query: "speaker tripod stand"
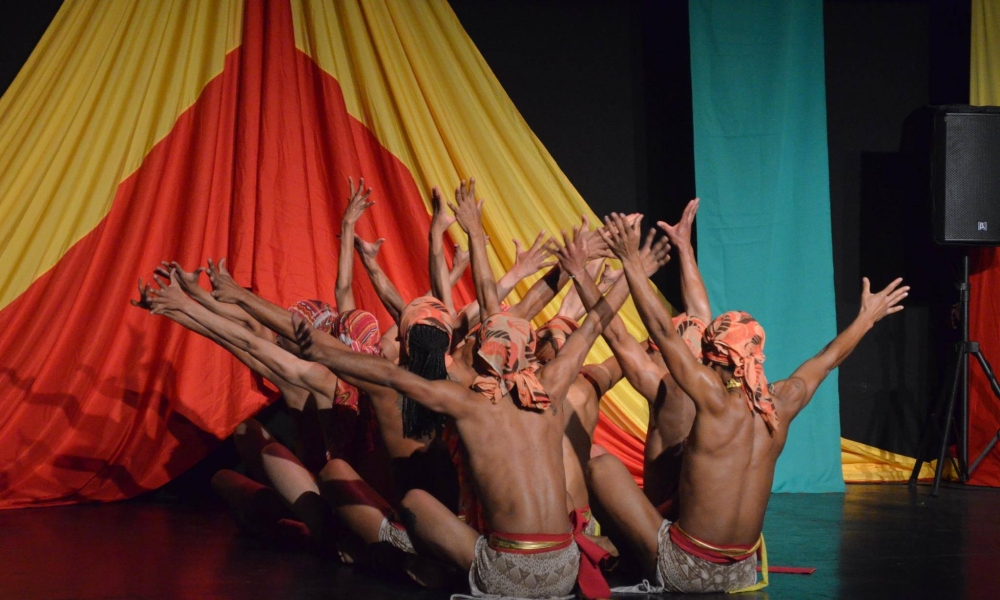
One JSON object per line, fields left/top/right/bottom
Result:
{"left": 909, "top": 253, "right": 1000, "bottom": 495}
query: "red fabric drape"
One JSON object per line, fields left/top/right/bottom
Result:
{"left": 968, "top": 247, "right": 1000, "bottom": 487}
{"left": 0, "top": 0, "right": 473, "bottom": 508}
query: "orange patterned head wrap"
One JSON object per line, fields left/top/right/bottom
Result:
{"left": 330, "top": 310, "right": 382, "bottom": 411}
{"left": 333, "top": 310, "right": 382, "bottom": 356}
{"left": 472, "top": 314, "right": 552, "bottom": 411}
{"left": 646, "top": 313, "right": 707, "bottom": 361}
{"left": 536, "top": 315, "right": 579, "bottom": 362}
{"left": 398, "top": 296, "right": 453, "bottom": 363}
{"left": 288, "top": 299, "right": 338, "bottom": 334}
{"left": 702, "top": 311, "right": 778, "bottom": 431}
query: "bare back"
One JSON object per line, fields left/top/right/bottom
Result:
{"left": 677, "top": 387, "right": 790, "bottom": 546}
{"left": 453, "top": 388, "right": 571, "bottom": 535}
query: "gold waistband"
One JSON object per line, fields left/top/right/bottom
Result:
{"left": 487, "top": 533, "right": 571, "bottom": 552}
{"left": 672, "top": 523, "right": 761, "bottom": 557}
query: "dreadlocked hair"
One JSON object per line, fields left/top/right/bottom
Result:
{"left": 401, "top": 324, "right": 451, "bottom": 439}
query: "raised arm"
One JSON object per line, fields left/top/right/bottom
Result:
{"left": 204, "top": 257, "right": 304, "bottom": 341}
{"left": 354, "top": 235, "right": 407, "bottom": 324}
{"left": 570, "top": 230, "right": 672, "bottom": 400}
{"left": 508, "top": 218, "right": 605, "bottom": 322}
{"left": 293, "top": 313, "right": 472, "bottom": 418}
{"left": 134, "top": 276, "right": 292, "bottom": 390}
{"left": 428, "top": 187, "right": 459, "bottom": 314}
{"left": 657, "top": 198, "right": 710, "bottom": 321}
{"left": 153, "top": 271, "right": 339, "bottom": 402}
{"left": 555, "top": 259, "right": 604, "bottom": 322}
{"left": 336, "top": 177, "right": 374, "bottom": 312}
{"left": 449, "top": 178, "right": 499, "bottom": 317}
{"left": 454, "top": 232, "right": 555, "bottom": 331}
{"left": 538, "top": 226, "right": 631, "bottom": 403}
{"left": 156, "top": 261, "right": 274, "bottom": 341}
{"left": 779, "top": 277, "right": 908, "bottom": 422}
{"left": 602, "top": 213, "right": 725, "bottom": 413}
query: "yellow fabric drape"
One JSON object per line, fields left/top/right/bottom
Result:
{"left": 840, "top": 438, "right": 959, "bottom": 483}
{"left": 0, "top": 0, "right": 242, "bottom": 310}
{"left": 290, "top": 0, "right": 658, "bottom": 437}
{"left": 971, "top": 0, "right": 1000, "bottom": 106}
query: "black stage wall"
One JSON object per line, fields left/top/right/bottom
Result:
{"left": 1, "top": 1, "right": 972, "bottom": 477}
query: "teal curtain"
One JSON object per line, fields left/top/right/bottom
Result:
{"left": 689, "top": 0, "right": 844, "bottom": 492}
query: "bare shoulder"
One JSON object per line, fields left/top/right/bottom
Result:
{"left": 770, "top": 378, "right": 808, "bottom": 421}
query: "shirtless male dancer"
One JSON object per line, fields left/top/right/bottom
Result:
{"left": 590, "top": 212, "right": 909, "bottom": 593}
{"left": 572, "top": 199, "right": 710, "bottom": 517}
{"left": 293, "top": 184, "right": 636, "bottom": 599}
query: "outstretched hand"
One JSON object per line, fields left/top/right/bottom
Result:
{"left": 859, "top": 277, "right": 909, "bottom": 324}
{"left": 343, "top": 177, "right": 374, "bottom": 226}
{"left": 130, "top": 277, "right": 155, "bottom": 310}
{"left": 156, "top": 261, "right": 205, "bottom": 295}
{"left": 354, "top": 235, "right": 385, "bottom": 262}
{"left": 291, "top": 311, "right": 330, "bottom": 363}
{"left": 430, "top": 186, "right": 457, "bottom": 232}
{"left": 207, "top": 258, "right": 243, "bottom": 304}
{"left": 657, "top": 198, "right": 699, "bottom": 250}
{"left": 148, "top": 270, "right": 195, "bottom": 316}
{"left": 546, "top": 223, "right": 590, "bottom": 278}
{"left": 599, "top": 212, "right": 644, "bottom": 263}
{"left": 448, "top": 178, "right": 485, "bottom": 235}
{"left": 511, "top": 231, "right": 556, "bottom": 277}
{"left": 638, "top": 228, "right": 671, "bottom": 277}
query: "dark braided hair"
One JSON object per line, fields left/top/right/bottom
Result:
{"left": 401, "top": 324, "right": 450, "bottom": 439}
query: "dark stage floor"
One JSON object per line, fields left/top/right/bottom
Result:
{"left": 2, "top": 484, "right": 999, "bottom": 599}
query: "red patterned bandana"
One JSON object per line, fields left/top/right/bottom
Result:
{"left": 536, "top": 315, "right": 579, "bottom": 354}
{"left": 702, "top": 311, "right": 778, "bottom": 431}
{"left": 330, "top": 310, "right": 383, "bottom": 412}
{"left": 288, "top": 299, "right": 338, "bottom": 334}
{"left": 647, "top": 313, "right": 707, "bottom": 360}
{"left": 333, "top": 309, "right": 382, "bottom": 356}
{"left": 398, "top": 296, "right": 453, "bottom": 363}
{"left": 472, "top": 314, "right": 551, "bottom": 411}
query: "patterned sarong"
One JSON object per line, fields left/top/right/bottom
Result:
{"left": 453, "top": 534, "right": 579, "bottom": 600}
{"left": 613, "top": 520, "right": 758, "bottom": 595}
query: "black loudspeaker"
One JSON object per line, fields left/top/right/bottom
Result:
{"left": 930, "top": 105, "right": 1000, "bottom": 245}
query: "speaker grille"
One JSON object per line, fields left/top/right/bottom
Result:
{"left": 935, "top": 108, "right": 1000, "bottom": 245}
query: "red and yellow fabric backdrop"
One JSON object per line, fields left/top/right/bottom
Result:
{"left": 967, "top": 0, "right": 1000, "bottom": 488}
{"left": 0, "top": 0, "right": 656, "bottom": 508}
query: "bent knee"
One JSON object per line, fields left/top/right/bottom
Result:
{"left": 318, "top": 457, "right": 354, "bottom": 482}
{"left": 399, "top": 488, "right": 434, "bottom": 511}
{"left": 586, "top": 453, "right": 623, "bottom": 481}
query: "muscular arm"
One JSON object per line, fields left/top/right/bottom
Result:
{"left": 355, "top": 237, "right": 407, "bottom": 323}
{"left": 337, "top": 178, "right": 376, "bottom": 312}
{"left": 605, "top": 215, "right": 725, "bottom": 414}
{"left": 780, "top": 277, "right": 908, "bottom": 422}
{"left": 450, "top": 179, "right": 500, "bottom": 317}
{"left": 570, "top": 230, "right": 671, "bottom": 400}
{"left": 429, "top": 187, "right": 457, "bottom": 314}
{"left": 658, "top": 199, "right": 711, "bottom": 322}
{"left": 181, "top": 296, "right": 339, "bottom": 404}
{"left": 294, "top": 318, "right": 473, "bottom": 418}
